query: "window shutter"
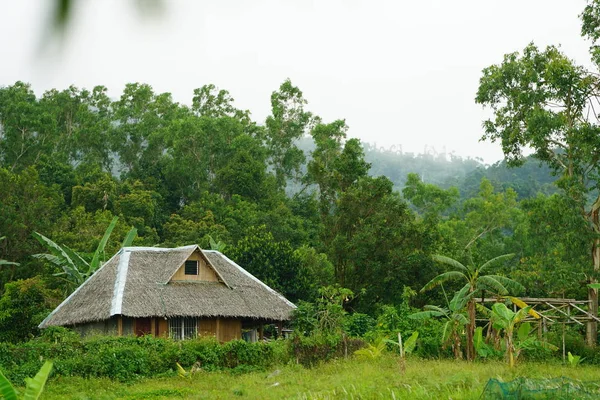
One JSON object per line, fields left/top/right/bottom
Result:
{"left": 184, "top": 260, "right": 198, "bottom": 275}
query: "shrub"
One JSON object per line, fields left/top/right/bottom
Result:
{"left": 0, "top": 277, "right": 60, "bottom": 343}
{"left": 289, "top": 334, "right": 365, "bottom": 367}
{"left": 344, "top": 313, "right": 375, "bottom": 338}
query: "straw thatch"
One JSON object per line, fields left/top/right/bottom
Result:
{"left": 39, "top": 245, "right": 296, "bottom": 328}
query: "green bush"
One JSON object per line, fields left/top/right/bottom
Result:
{"left": 290, "top": 334, "right": 365, "bottom": 367}
{"left": 344, "top": 313, "right": 375, "bottom": 338}
{"left": 0, "top": 277, "right": 61, "bottom": 343}
{"left": 0, "top": 330, "right": 316, "bottom": 382}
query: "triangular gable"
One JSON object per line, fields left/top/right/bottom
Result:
{"left": 166, "top": 246, "right": 231, "bottom": 288}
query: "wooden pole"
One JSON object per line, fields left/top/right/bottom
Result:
{"left": 562, "top": 322, "right": 566, "bottom": 363}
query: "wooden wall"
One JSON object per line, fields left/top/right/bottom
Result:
{"left": 199, "top": 318, "right": 217, "bottom": 337}
{"left": 170, "top": 251, "right": 218, "bottom": 282}
{"left": 157, "top": 318, "right": 168, "bottom": 337}
{"left": 217, "top": 318, "right": 242, "bottom": 342}
{"left": 116, "top": 316, "right": 242, "bottom": 342}
{"left": 197, "top": 318, "right": 241, "bottom": 342}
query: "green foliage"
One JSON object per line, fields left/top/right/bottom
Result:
{"left": 33, "top": 216, "right": 136, "bottom": 292}
{"left": 0, "top": 368, "right": 17, "bottom": 400}
{"left": 385, "top": 331, "right": 419, "bottom": 357}
{"left": 0, "top": 277, "right": 60, "bottom": 343}
{"left": 228, "top": 225, "right": 312, "bottom": 302}
{"left": 266, "top": 79, "right": 312, "bottom": 188}
{"left": 291, "top": 286, "right": 354, "bottom": 337}
{"left": 23, "top": 361, "right": 53, "bottom": 400}
{"left": 354, "top": 337, "right": 386, "bottom": 360}
{"left": 410, "top": 285, "right": 470, "bottom": 359}
{"left": 291, "top": 301, "right": 318, "bottom": 336}
{"left": 0, "top": 333, "right": 293, "bottom": 383}
{"left": 344, "top": 313, "right": 375, "bottom": 338}
{"left": 0, "top": 360, "right": 53, "bottom": 400}
{"left": 489, "top": 303, "right": 556, "bottom": 367}
{"left": 289, "top": 334, "right": 365, "bottom": 367}
{"left": 0, "top": 167, "right": 63, "bottom": 285}
{"left": 423, "top": 252, "right": 521, "bottom": 361}
{"left": 568, "top": 352, "right": 585, "bottom": 367}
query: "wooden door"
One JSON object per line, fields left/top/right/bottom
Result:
{"left": 135, "top": 318, "right": 152, "bottom": 336}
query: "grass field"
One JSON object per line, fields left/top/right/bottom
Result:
{"left": 40, "top": 356, "right": 600, "bottom": 399}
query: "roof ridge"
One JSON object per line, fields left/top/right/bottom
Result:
{"left": 110, "top": 249, "right": 131, "bottom": 316}
{"left": 122, "top": 245, "right": 197, "bottom": 252}
{"left": 38, "top": 248, "right": 124, "bottom": 328}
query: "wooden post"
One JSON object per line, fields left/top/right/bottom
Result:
{"left": 216, "top": 318, "right": 221, "bottom": 342}
{"left": 562, "top": 322, "right": 566, "bottom": 363}
{"left": 117, "top": 316, "right": 123, "bottom": 336}
{"left": 277, "top": 321, "right": 283, "bottom": 339}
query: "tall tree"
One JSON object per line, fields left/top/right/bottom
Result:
{"left": 476, "top": 42, "right": 600, "bottom": 345}
{"left": 266, "top": 79, "right": 312, "bottom": 189}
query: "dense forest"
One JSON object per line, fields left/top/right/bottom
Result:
{"left": 0, "top": 77, "right": 592, "bottom": 345}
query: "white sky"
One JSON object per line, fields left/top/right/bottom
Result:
{"left": 0, "top": 0, "right": 593, "bottom": 163}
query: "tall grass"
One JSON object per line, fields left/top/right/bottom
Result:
{"left": 41, "top": 356, "right": 600, "bottom": 399}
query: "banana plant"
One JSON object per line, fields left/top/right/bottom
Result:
{"left": 208, "top": 235, "right": 227, "bottom": 252}
{"left": 0, "top": 361, "right": 53, "bottom": 400}
{"left": 32, "top": 217, "right": 137, "bottom": 291}
{"left": 354, "top": 337, "right": 387, "bottom": 359}
{"left": 489, "top": 303, "right": 556, "bottom": 367}
{"left": 385, "top": 331, "right": 419, "bottom": 357}
{"left": 410, "top": 285, "right": 471, "bottom": 359}
{"left": 568, "top": 351, "right": 584, "bottom": 367}
{"left": 422, "top": 253, "right": 522, "bottom": 361}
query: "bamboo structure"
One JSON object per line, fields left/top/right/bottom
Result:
{"left": 476, "top": 297, "right": 599, "bottom": 361}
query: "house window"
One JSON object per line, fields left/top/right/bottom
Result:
{"left": 184, "top": 260, "right": 198, "bottom": 275}
{"left": 169, "top": 317, "right": 198, "bottom": 340}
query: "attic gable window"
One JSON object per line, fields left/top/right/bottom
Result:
{"left": 184, "top": 260, "right": 199, "bottom": 275}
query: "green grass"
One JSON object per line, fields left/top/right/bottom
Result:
{"left": 40, "top": 356, "right": 600, "bottom": 399}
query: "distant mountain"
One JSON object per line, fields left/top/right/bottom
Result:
{"left": 297, "top": 137, "right": 559, "bottom": 199}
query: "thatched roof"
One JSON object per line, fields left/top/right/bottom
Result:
{"left": 39, "top": 245, "right": 296, "bottom": 328}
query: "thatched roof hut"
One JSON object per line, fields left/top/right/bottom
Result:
{"left": 39, "top": 245, "right": 296, "bottom": 340}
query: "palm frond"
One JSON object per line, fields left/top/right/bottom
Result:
{"left": 23, "top": 360, "right": 53, "bottom": 400}
{"left": 0, "top": 260, "right": 19, "bottom": 267}
{"left": 478, "top": 253, "right": 515, "bottom": 274}
{"left": 32, "top": 232, "right": 80, "bottom": 280}
{"left": 0, "top": 368, "right": 17, "bottom": 400}
{"left": 421, "top": 271, "right": 467, "bottom": 292}
{"left": 441, "top": 320, "right": 452, "bottom": 344}
{"left": 432, "top": 254, "right": 469, "bottom": 273}
{"left": 32, "top": 253, "right": 63, "bottom": 267}
{"left": 449, "top": 283, "right": 472, "bottom": 311}
{"left": 423, "top": 305, "right": 449, "bottom": 314}
{"left": 410, "top": 309, "right": 446, "bottom": 320}
{"left": 488, "top": 275, "right": 524, "bottom": 295}
{"left": 122, "top": 226, "right": 138, "bottom": 248}
{"left": 477, "top": 275, "right": 510, "bottom": 295}
{"left": 90, "top": 216, "right": 119, "bottom": 272}
{"left": 453, "top": 313, "right": 469, "bottom": 325}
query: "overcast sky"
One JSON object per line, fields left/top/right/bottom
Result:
{"left": 0, "top": 0, "right": 593, "bottom": 163}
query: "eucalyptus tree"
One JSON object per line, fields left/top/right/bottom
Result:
{"left": 422, "top": 253, "right": 522, "bottom": 361}
{"left": 265, "top": 79, "right": 313, "bottom": 189}
{"left": 476, "top": 42, "right": 600, "bottom": 345}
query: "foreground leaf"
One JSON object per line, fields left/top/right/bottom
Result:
{"left": 23, "top": 361, "right": 53, "bottom": 400}
{"left": 0, "top": 369, "right": 18, "bottom": 400}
